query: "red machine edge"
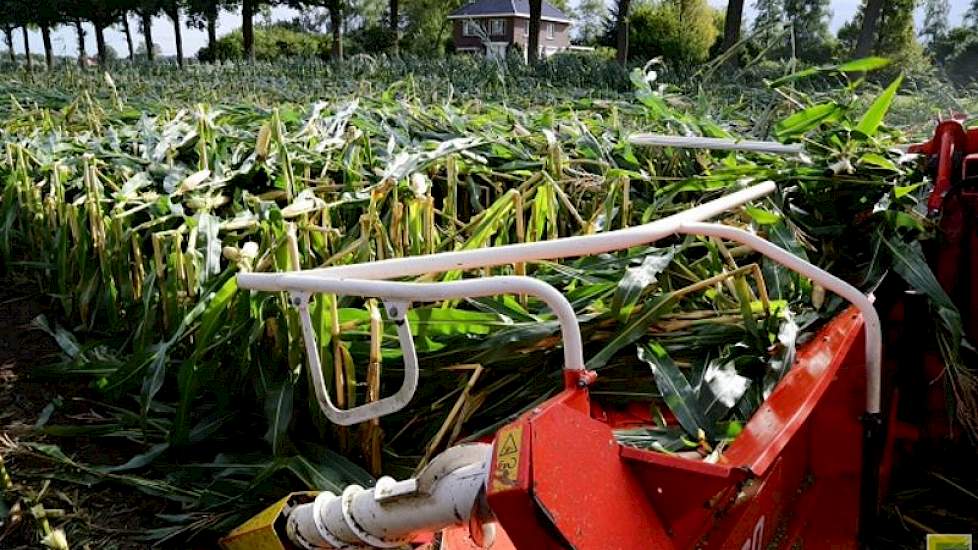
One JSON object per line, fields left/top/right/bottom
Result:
{"left": 438, "top": 308, "right": 871, "bottom": 550}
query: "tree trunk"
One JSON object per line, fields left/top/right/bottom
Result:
{"left": 207, "top": 10, "right": 218, "bottom": 52}
{"left": 720, "top": 0, "right": 744, "bottom": 64}
{"left": 854, "top": 0, "right": 884, "bottom": 58}
{"left": 123, "top": 14, "right": 135, "bottom": 61}
{"left": 169, "top": 7, "right": 184, "bottom": 67}
{"left": 615, "top": 0, "right": 631, "bottom": 64}
{"left": 141, "top": 11, "right": 155, "bottom": 61}
{"left": 329, "top": 3, "right": 343, "bottom": 61}
{"left": 74, "top": 20, "right": 86, "bottom": 67}
{"left": 41, "top": 25, "right": 53, "bottom": 69}
{"left": 95, "top": 23, "right": 107, "bottom": 66}
{"left": 21, "top": 25, "right": 32, "bottom": 72}
{"left": 527, "top": 0, "right": 542, "bottom": 64}
{"left": 243, "top": 0, "right": 255, "bottom": 62}
{"left": 389, "top": 0, "right": 399, "bottom": 52}
{"left": 5, "top": 26, "right": 15, "bottom": 65}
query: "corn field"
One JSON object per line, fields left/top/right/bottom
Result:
{"left": 0, "top": 58, "right": 974, "bottom": 545}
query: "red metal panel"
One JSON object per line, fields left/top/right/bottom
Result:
{"left": 531, "top": 399, "right": 676, "bottom": 550}
{"left": 723, "top": 309, "right": 865, "bottom": 474}
{"left": 476, "top": 308, "right": 870, "bottom": 550}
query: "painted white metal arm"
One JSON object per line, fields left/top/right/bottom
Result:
{"left": 237, "top": 181, "right": 881, "bottom": 422}
{"left": 239, "top": 275, "right": 585, "bottom": 426}
{"left": 291, "top": 292, "right": 418, "bottom": 426}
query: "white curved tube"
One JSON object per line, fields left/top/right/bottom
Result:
{"left": 629, "top": 134, "right": 805, "bottom": 155}
{"left": 243, "top": 275, "right": 585, "bottom": 373}
{"left": 676, "top": 222, "right": 882, "bottom": 414}
{"left": 286, "top": 182, "right": 777, "bottom": 280}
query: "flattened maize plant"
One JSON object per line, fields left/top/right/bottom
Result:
{"left": 0, "top": 58, "right": 974, "bottom": 542}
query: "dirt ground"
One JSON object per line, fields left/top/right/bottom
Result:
{"left": 0, "top": 275, "right": 166, "bottom": 550}
{"left": 1, "top": 272, "right": 975, "bottom": 549}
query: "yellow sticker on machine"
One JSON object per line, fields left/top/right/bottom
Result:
{"left": 492, "top": 424, "right": 523, "bottom": 492}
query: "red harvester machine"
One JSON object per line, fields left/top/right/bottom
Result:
{"left": 221, "top": 121, "right": 978, "bottom": 550}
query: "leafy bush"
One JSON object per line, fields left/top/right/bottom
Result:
{"left": 199, "top": 23, "right": 332, "bottom": 62}
{"left": 626, "top": 0, "right": 719, "bottom": 64}
{"left": 931, "top": 27, "right": 978, "bottom": 87}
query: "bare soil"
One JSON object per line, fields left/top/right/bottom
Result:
{"left": 0, "top": 275, "right": 165, "bottom": 550}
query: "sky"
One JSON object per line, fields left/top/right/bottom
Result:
{"left": 7, "top": 1, "right": 974, "bottom": 59}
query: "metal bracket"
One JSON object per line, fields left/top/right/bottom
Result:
{"left": 292, "top": 293, "right": 419, "bottom": 426}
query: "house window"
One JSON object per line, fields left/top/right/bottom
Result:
{"left": 523, "top": 21, "right": 529, "bottom": 37}
{"left": 463, "top": 20, "right": 482, "bottom": 37}
{"left": 491, "top": 19, "right": 506, "bottom": 36}
{"left": 546, "top": 22, "right": 555, "bottom": 40}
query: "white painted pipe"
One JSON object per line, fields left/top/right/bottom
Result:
{"left": 252, "top": 276, "right": 586, "bottom": 426}
{"left": 286, "top": 444, "right": 493, "bottom": 549}
{"left": 629, "top": 134, "right": 805, "bottom": 155}
{"left": 281, "top": 182, "right": 777, "bottom": 280}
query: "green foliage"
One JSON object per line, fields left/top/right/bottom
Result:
{"left": 921, "top": 0, "right": 950, "bottom": 46}
{"left": 199, "top": 23, "right": 332, "bottom": 62}
{"left": 626, "top": 0, "right": 719, "bottom": 64}
{"left": 783, "top": 0, "right": 834, "bottom": 62}
{"left": 875, "top": 0, "right": 925, "bottom": 64}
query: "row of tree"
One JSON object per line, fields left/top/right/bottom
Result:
{"left": 0, "top": 0, "right": 413, "bottom": 67}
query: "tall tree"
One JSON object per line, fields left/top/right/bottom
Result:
{"left": 163, "top": 1, "right": 186, "bottom": 67}
{"left": 967, "top": 0, "right": 978, "bottom": 27}
{"left": 187, "top": 0, "right": 227, "bottom": 55}
{"left": 875, "top": 0, "right": 920, "bottom": 59}
{"left": 528, "top": 0, "right": 542, "bottom": 64}
{"left": 327, "top": 0, "right": 344, "bottom": 60}
{"left": 783, "top": 0, "right": 832, "bottom": 61}
{"left": 287, "top": 1, "right": 346, "bottom": 60}
{"left": 399, "top": 0, "right": 464, "bottom": 55}
{"left": 677, "top": 0, "right": 719, "bottom": 62}
{"left": 854, "top": 0, "right": 884, "bottom": 57}
{"left": 575, "top": 0, "right": 607, "bottom": 45}
{"left": 136, "top": 1, "right": 160, "bottom": 62}
{"left": 389, "top": 0, "right": 398, "bottom": 51}
{"left": 19, "top": 23, "right": 31, "bottom": 71}
{"left": 242, "top": 0, "right": 256, "bottom": 61}
{"left": 720, "top": 0, "right": 745, "bottom": 59}
{"left": 613, "top": 0, "right": 632, "bottom": 64}
{"left": 121, "top": 13, "right": 136, "bottom": 61}
{"left": 753, "top": 0, "right": 783, "bottom": 29}
{"left": 2, "top": 24, "right": 13, "bottom": 65}
{"left": 73, "top": 19, "right": 86, "bottom": 66}
{"left": 921, "top": 0, "right": 949, "bottom": 45}
{"left": 32, "top": 0, "right": 63, "bottom": 69}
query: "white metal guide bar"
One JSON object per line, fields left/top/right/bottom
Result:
{"left": 237, "top": 181, "right": 882, "bottom": 426}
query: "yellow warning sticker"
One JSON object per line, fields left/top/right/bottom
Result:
{"left": 492, "top": 424, "right": 523, "bottom": 492}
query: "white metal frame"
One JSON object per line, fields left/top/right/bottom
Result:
{"left": 629, "top": 134, "right": 805, "bottom": 155}
{"left": 237, "top": 181, "right": 883, "bottom": 426}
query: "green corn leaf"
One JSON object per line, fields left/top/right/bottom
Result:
{"left": 836, "top": 57, "right": 891, "bottom": 73}
{"left": 587, "top": 295, "right": 676, "bottom": 370}
{"left": 856, "top": 74, "right": 904, "bottom": 138}
{"left": 774, "top": 102, "right": 841, "bottom": 140}
{"left": 638, "top": 343, "right": 710, "bottom": 439}
{"left": 264, "top": 378, "right": 295, "bottom": 457}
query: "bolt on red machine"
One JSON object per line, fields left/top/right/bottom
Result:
{"left": 221, "top": 124, "right": 976, "bottom": 550}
